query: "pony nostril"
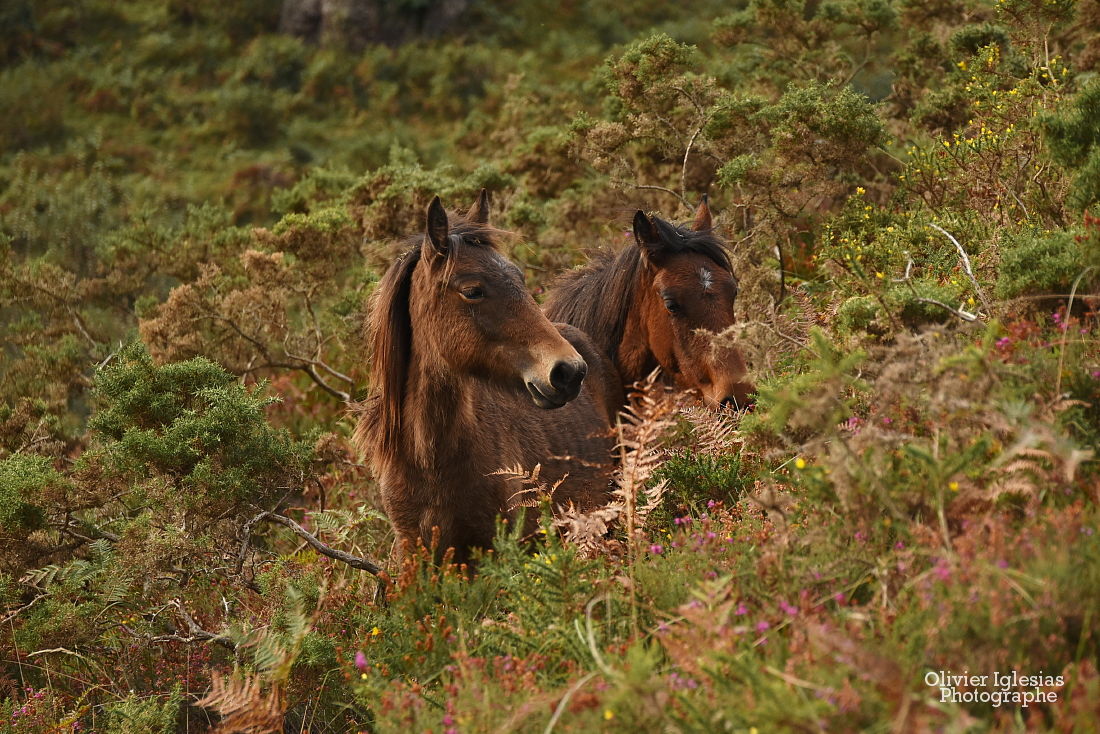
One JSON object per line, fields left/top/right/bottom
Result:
{"left": 550, "top": 360, "right": 585, "bottom": 392}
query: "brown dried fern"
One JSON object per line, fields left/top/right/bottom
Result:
{"left": 550, "top": 370, "right": 681, "bottom": 557}
{"left": 197, "top": 672, "right": 284, "bottom": 734}
{"left": 494, "top": 463, "right": 568, "bottom": 512}
{"left": 681, "top": 404, "right": 742, "bottom": 456}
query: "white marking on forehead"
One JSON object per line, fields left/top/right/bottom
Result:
{"left": 699, "top": 266, "right": 713, "bottom": 292}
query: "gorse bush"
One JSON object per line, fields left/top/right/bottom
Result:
{"left": 2, "top": 0, "right": 1099, "bottom": 731}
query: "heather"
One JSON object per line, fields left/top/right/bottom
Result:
{"left": 2, "top": 0, "right": 1099, "bottom": 731}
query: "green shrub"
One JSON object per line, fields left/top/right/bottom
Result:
{"left": 0, "top": 454, "right": 52, "bottom": 534}
{"left": 87, "top": 342, "right": 313, "bottom": 507}
{"left": 836, "top": 294, "right": 882, "bottom": 335}
{"left": 996, "top": 227, "right": 1100, "bottom": 299}
{"left": 101, "top": 689, "right": 182, "bottom": 734}
{"left": 1044, "top": 81, "right": 1100, "bottom": 211}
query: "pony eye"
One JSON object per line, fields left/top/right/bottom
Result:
{"left": 460, "top": 286, "right": 485, "bottom": 301}
{"left": 664, "top": 298, "right": 681, "bottom": 315}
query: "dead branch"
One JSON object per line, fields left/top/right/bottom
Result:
{"left": 257, "top": 512, "right": 388, "bottom": 599}
{"left": 928, "top": 223, "right": 991, "bottom": 315}
{"left": 123, "top": 600, "right": 238, "bottom": 652}
{"left": 628, "top": 184, "right": 693, "bottom": 210}
{"left": 914, "top": 298, "right": 979, "bottom": 322}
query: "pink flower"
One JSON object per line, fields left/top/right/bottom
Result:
{"left": 668, "top": 672, "right": 700, "bottom": 690}
{"left": 779, "top": 601, "right": 799, "bottom": 616}
{"left": 649, "top": 543, "right": 664, "bottom": 555}
{"left": 354, "top": 651, "right": 368, "bottom": 672}
{"left": 735, "top": 602, "right": 748, "bottom": 615}
{"left": 755, "top": 620, "right": 770, "bottom": 632}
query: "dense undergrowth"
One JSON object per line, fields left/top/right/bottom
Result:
{"left": 2, "top": 0, "right": 1100, "bottom": 731}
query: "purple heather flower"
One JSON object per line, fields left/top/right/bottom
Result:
{"left": 354, "top": 651, "right": 368, "bottom": 672}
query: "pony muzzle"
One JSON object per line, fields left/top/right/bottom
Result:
{"left": 524, "top": 358, "right": 588, "bottom": 409}
{"left": 703, "top": 381, "right": 756, "bottom": 411}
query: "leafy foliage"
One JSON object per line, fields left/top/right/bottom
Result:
{"left": 1, "top": 0, "right": 1099, "bottom": 731}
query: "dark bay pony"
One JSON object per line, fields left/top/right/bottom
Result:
{"left": 545, "top": 198, "right": 755, "bottom": 409}
{"left": 355, "top": 192, "right": 619, "bottom": 567}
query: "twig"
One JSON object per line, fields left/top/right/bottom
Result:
{"left": 125, "top": 601, "right": 238, "bottom": 652}
{"left": 775, "top": 241, "right": 786, "bottom": 307}
{"left": 1, "top": 594, "right": 47, "bottom": 626}
{"left": 681, "top": 122, "right": 706, "bottom": 203}
{"left": 629, "top": 184, "right": 692, "bottom": 210}
{"left": 915, "top": 298, "right": 978, "bottom": 322}
{"left": 891, "top": 255, "right": 914, "bottom": 283}
{"left": 258, "top": 512, "right": 388, "bottom": 600}
{"left": 544, "top": 672, "right": 598, "bottom": 734}
{"left": 928, "top": 223, "right": 991, "bottom": 315}
{"left": 60, "top": 518, "right": 120, "bottom": 543}
{"left": 1055, "top": 266, "right": 1097, "bottom": 397}
{"left": 235, "top": 511, "right": 267, "bottom": 576}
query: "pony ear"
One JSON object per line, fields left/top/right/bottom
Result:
{"left": 425, "top": 196, "right": 449, "bottom": 257}
{"left": 632, "top": 210, "right": 663, "bottom": 264}
{"left": 692, "top": 194, "right": 712, "bottom": 232}
{"left": 466, "top": 188, "right": 490, "bottom": 225}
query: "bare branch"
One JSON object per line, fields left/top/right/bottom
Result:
{"left": 915, "top": 298, "right": 979, "bottom": 322}
{"left": 122, "top": 600, "right": 238, "bottom": 652}
{"left": 257, "top": 512, "right": 388, "bottom": 598}
{"left": 928, "top": 223, "right": 991, "bottom": 316}
{"left": 1, "top": 594, "right": 47, "bottom": 626}
{"left": 681, "top": 123, "right": 706, "bottom": 203}
{"left": 235, "top": 511, "right": 267, "bottom": 576}
{"left": 628, "top": 184, "right": 692, "bottom": 210}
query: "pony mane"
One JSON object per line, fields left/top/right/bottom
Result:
{"left": 357, "top": 212, "right": 507, "bottom": 460}
{"left": 543, "top": 215, "right": 732, "bottom": 360}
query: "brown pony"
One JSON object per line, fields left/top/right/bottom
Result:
{"left": 356, "top": 192, "right": 619, "bottom": 567}
{"left": 544, "top": 198, "right": 755, "bottom": 409}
